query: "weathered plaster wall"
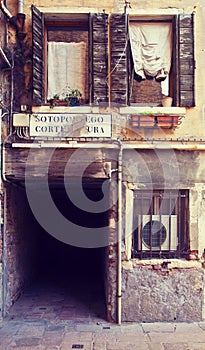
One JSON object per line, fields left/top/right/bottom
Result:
{"left": 1, "top": 0, "right": 205, "bottom": 323}
{"left": 119, "top": 150, "right": 205, "bottom": 322}
{"left": 2, "top": 0, "right": 205, "bottom": 139}
{"left": 121, "top": 262, "right": 204, "bottom": 322}
{"left": 123, "top": 150, "right": 204, "bottom": 187}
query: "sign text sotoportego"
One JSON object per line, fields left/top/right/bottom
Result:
{"left": 30, "top": 113, "right": 112, "bottom": 137}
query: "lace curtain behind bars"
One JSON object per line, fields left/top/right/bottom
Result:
{"left": 47, "top": 41, "right": 86, "bottom": 99}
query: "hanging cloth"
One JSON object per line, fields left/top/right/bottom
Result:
{"left": 47, "top": 41, "right": 86, "bottom": 99}
{"left": 129, "top": 22, "right": 172, "bottom": 81}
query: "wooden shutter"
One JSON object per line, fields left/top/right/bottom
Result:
{"left": 110, "top": 14, "right": 127, "bottom": 106}
{"left": 178, "top": 14, "right": 195, "bottom": 107}
{"left": 91, "top": 13, "right": 108, "bottom": 104}
{"left": 32, "top": 5, "right": 44, "bottom": 106}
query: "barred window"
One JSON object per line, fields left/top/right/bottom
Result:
{"left": 132, "top": 190, "right": 189, "bottom": 259}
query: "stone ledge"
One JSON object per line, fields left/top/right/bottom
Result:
{"left": 120, "top": 106, "right": 186, "bottom": 116}
{"left": 122, "top": 259, "right": 203, "bottom": 270}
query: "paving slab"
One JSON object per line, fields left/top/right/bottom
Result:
{"left": 120, "top": 323, "right": 144, "bottom": 333}
{"left": 163, "top": 344, "right": 205, "bottom": 350}
{"left": 198, "top": 322, "right": 205, "bottom": 331}
{"left": 149, "top": 332, "right": 205, "bottom": 344}
{"left": 92, "top": 333, "right": 118, "bottom": 342}
{"left": 61, "top": 340, "right": 92, "bottom": 350}
{"left": 63, "top": 331, "right": 93, "bottom": 341}
{"left": 113, "top": 333, "right": 149, "bottom": 342}
{"left": 16, "top": 324, "right": 45, "bottom": 337}
{"left": 163, "top": 345, "right": 189, "bottom": 350}
{"left": 174, "top": 322, "right": 204, "bottom": 333}
{"left": 93, "top": 342, "right": 106, "bottom": 350}
{"left": 0, "top": 336, "right": 13, "bottom": 349}
{"left": 7, "top": 346, "right": 45, "bottom": 350}
{"left": 186, "top": 344, "right": 205, "bottom": 350}
{"left": 76, "top": 324, "right": 103, "bottom": 332}
{"left": 13, "top": 337, "right": 42, "bottom": 347}
{"left": 106, "top": 342, "right": 149, "bottom": 350}
{"left": 148, "top": 343, "right": 164, "bottom": 350}
{"left": 142, "top": 322, "right": 176, "bottom": 333}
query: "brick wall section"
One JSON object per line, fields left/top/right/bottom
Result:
{"left": 4, "top": 185, "right": 40, "bottom": 313}
{"left": 130, "top": 78, "right": 163, "bottom": 105}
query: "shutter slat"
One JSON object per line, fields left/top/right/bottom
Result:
{"left": 91, "top": 13, "right": 108, "bottom": 104}
{"left": 179, "top": 14, "right": 195, "bottom": 107}
{"left": 110, "top": 14, "right": 127, "bottom": 105}
{"left": 32, "top": 5, "right": 44, "bottom": 106}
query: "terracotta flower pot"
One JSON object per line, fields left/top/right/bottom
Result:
{"left": 131, "top": 115, "right": 156, "bottom": 128}
{"left": 157, "top": 116, "right": 179, "bottom": 128}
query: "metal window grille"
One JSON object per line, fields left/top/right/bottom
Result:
{"left": 132, "top": 190, "right": 189, "bottom": 259}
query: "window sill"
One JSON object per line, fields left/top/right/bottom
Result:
{"left": 32, "top": 105, "right": 93, "bottom": 114}
{"left": 120, "top": 106, "right": 186, "bottom": 116}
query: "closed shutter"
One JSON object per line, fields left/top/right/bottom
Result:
{"left": 110, "top": 14, "right": 127, "bottom": 106}
{"left": 91, "top": 13, "right": 108, "bottom": 104}
{"left": 32, "top": 5, "right": 44, "bottom": 106}
{"left": 178, "top": 14, "right": 195, "bottom": 107}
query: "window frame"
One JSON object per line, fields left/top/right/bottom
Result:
{"left": 32, "top": 6, "right": 109, "bottom": 106}
{"left": 110, "top": 13, "right": 195, "bottom": 108}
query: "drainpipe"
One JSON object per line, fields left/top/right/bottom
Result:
{"left": 105, "top": 139, "right": 123, "bottom": 325}
{"left": 0, "top": 0, "right": 12, "bottom": 19}
{"left": 18, "top": 0, "right": 24, "bottom": 14}
{"left": 0, "top": 0, "right": 25, "bottom": 37}
{"left": 116, "top": 139, "right": 123, "bottom": 325}
{"left": 0, "top": 0, "right": 17, "bottom": 28}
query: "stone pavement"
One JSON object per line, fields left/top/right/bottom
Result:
{"left": 1, "top": 318, "right": 205, "bottom": 349}
{"left": 1, "top": 280, "right": 205, "bottom": 349}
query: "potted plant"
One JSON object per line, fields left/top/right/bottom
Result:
{"left": 48, "top": 88, "right": 83, "bottom": 108}
{"left": 48, "top": 94, "right": 60, "bottom": 108}
{"left": 65, "top": 89, "right": 82, "bottom": 106}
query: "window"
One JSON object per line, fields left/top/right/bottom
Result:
{"left": 132, "top": 190, "right": 189, "bottom": 259}
{"left": 32, "top": 6, "right": 108, "bottom": 106}
{"left": 110, "top": 14, "right": 195, "bottom": 107}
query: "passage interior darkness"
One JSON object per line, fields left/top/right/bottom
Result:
{"left": 4, "top": 183, "right": 108, "bottom": 321}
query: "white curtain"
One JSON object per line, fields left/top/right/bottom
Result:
{"left": 129, "top": 22, "right": 172, "bottom": 80}
{"left": 47, "top": 41, "right": 86, "bottom": 99}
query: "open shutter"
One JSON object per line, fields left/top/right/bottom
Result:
{"left": 178, "top": 14, "right": 195, "bottom": 107}
{"left": 91, "top": 13, "right": 108, "bottom": 104}
{"left": 110, "top": 14, "right": 127, "bottom": 106}
{"left": 32, "top": 5, "right": 44, "bottom": 106}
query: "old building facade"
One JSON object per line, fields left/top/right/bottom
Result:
{"left": 0, "top": 0, "right": 205, "bottom": 323}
